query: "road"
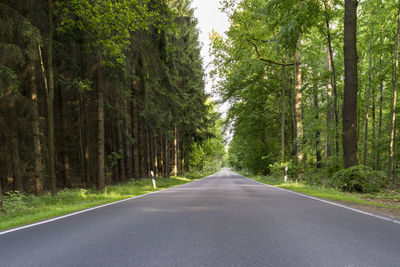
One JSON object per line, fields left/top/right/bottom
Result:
{"left": 1, "top": 169, "right": 400, "bottom": 266}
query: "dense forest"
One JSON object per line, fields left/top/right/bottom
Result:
{"left": 212, "top": 0, "right": 400, "bottom": 189}
{"left": 0, "top": 0, "right": 226, "bottom": 196}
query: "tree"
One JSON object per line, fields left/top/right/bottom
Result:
{"left": 388, "top": 1, "right": 400, "bottom": 179}
{"left": 342, "top": 0, "right": 358, "bottom": 168}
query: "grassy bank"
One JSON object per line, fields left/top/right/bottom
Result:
{"left": 242, "top": 172, "right": 400, "bottom": 210}
{"left": 0, "top": 175, "right": 203, "bottom": 231}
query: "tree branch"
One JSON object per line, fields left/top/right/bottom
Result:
{"left": 247, "top": 39, "right": 296, "bottom": 66}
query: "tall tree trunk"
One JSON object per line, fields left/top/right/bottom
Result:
{"left": 132, "top": 93, "right": 140, "bottom": 180}
{"left": 47, "top": 0, "right": 57, "bottom": 195}
{"left": 377, "top": 53, "right": 384, "bottom": 170}
{"left": 139, "top": 120, "right": 146, "bottom": 178}
{"left": 314, "top": 85, "right": 322, "bottom": 168}
{"left": 154, "top": 134, "right": 159, "bottom": 177}
{"left": 324, "top": 0, "right": 340, "bottom": 157}
{"left": 59, "top": 83, "right": 71, "bottom": 187}
{"left": 281, "top": 63, "right": 286, "bottom": 162}
{"left": 83, "top": 95, "right": 90, "bottom": 185}
{"left": 289, "top": 77, "right": 297, "bottom": 158}
{"left": 326, "top": 48, "right": 333, "bottom": 158}
{"left": 97, "top": 53, "right": 105, "bottom": 192}
{"left": 8, "top": 94, "right": 23, "bottom": 192}
{"left": 173, "top": 125, "right": 178, "bottom": 176}
{"left": 116, "top": 101, "right": 126, "bottom": 182}
{"left": 181, "top": 142, "right": 185, "bottom": 174}
{"left": 124, "top": 99, "right": 133, "bottom": 179}
{"left": 363, "top": 23, "right": 374, "bottom": 166}
{"left": 146, "top": 128, "right": 151, "bottom": 177}
{"left": 187, "top": 150, "right": 191, "bottom": 172}
{"left": 389, "top": 2, "right": 400, "bottom": 179}
{"left": 343, "top": 0, "right": 359, "bottom": 168}
{"left": 78, "top": 49, "right": 90, "bottom": 186}
{"left": 294, "top": 36, "right": 303, "bottom": 163}
{"left": 160, "top": 134, "right": 164, "bottom": 177}
{"left": 29, "top": 62, "right": 43, "bottom": 194}
{"left": 165, "top": 134, "right": 170, "bottom": 178}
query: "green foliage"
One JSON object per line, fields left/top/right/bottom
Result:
{"left": 189, "top": 101, "right": 226, "bottom": 173}
{"left": 212, "top": 0, "right": 400, "bottom": 188}
{"left": 269, "top": 161, "right": 299, "bottom": 179}
{"left": 2, "top": 191, "right": 26, "bottom": 213}
{"left": 331, "top": 165, "right": 387, "bottom": 193}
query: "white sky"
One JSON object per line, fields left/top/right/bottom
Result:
{"left": 191, "top": 0, "right": 230, "bottom": 96}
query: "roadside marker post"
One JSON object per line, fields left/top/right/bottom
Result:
{"left": 284, "top": 166, "right": 288, "bottom": 184}
{"left": 151, "top": 171, "right": 156, "bottom": 189}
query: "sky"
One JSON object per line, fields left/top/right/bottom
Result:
{"left": 190, "top": 0, "right": 230, "bottom": 96}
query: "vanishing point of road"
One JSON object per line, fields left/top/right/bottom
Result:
{"left": 1, "top": 169, "right": 400, "bottom": 266}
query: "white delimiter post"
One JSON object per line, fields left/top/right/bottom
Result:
{"left": 151, "top": 171, "right": 156, "bottom": 189}
{"left": 284, "top": 166, "right": 288, "bottom": 184}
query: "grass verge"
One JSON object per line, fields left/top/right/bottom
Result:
{"left": 242, "top": 172, "right": 400, "bottom": 210}
{"left": 0, "top": 175, "right": 204, "bottom": 231}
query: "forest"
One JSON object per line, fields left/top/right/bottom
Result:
{"left": 211, "top": 0, "right": 400, "bottom": 191}
{"left": 0, "top": 0, "right": 226, "bottom": 197}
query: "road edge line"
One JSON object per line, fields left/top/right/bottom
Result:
{"left": 240, "top": 174, "right": 400, "bottom": 225}
{"left": 0, "top": 175, "right": 212, "bottom": 236}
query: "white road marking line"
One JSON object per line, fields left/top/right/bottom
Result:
{"left": 240, "top": 174, "right": 400, "bottom": 225}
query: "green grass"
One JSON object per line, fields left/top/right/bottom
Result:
{"left": 242, "top": 172, "right": 400, "bottom": 210}
{"left": 0, "top": 175, "right": 204, "bottom": 231}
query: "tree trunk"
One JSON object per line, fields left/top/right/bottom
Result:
{"left": 132, "top": 93, "right": 140, "bottom": 180}
{"left": 324, "top": 0, "right": 340, "bottom": 157}
{"left": 343, "top": 0, "right": 359, "bottom": 168}
{"left": 97, "top": 52, "right": 105, "bottom": 192}
{"left": 363, "top": 23, "right": 374, "bottom": 166}
{"left": 314, "top": 85, "right": 322, "bottom": 168}
{"left": 124, "top": 99, "right": 133, "bottom": 179}
{"left": 59, "top": 83, "right": 71, "bottom": 187}
{"left": 154, "top": 134, "right": 159, "bottom": 177}
{"left": 281, "top": 63, "right": 286, "bottom": 162}
{"left": 181, "top": 142, "right": 185, "bottom": 174}
{"left": 47, "top": 0, "right": 57, "bottom": 195}
{"left": 146, "top": 128, "right": 151, "bottom": 177}
{"left": 389, "top": 2, "right": 400, "bottom": 179}
{"left": 8, "top": 94, "right": 23, "bottom": 192}
{"left": 160, "top": 134, "right": 164, "bottom": 177}
{"left": 29, "top": 62, "right": 43, "bottom": 194}
{"left": 326, "top": 48, "right": 333, "bottom": 158}
{"left": 187, "top": 150, "right": 191, "bottom": 172}
{"left": 289, "top": 77, "right": 297, "bottom": 158}
{"left": 173, "top": 125, "right": 178, "bottom": 176}
{"left": 294, "top": 36, "right": 303, "bottom": 163}
{"left": 377, "top": 54, "right": 384, "bottom": 170}
{"left": 83, "top": 95, "right": 90, "bottom": 185}
{"left": 139, "top": 120, "right": 146, "bottom": 178}
{"left": 116, "top": 101, "right": 126, "bottom": 182}
{"left": 165, "top": 134, "right": 170, "bottom": 178}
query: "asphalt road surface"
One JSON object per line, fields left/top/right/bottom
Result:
{"left": 1, "top": 169, "right": 400, "bottom": 267}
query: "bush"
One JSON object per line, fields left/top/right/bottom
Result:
{"left": 300, "top": 168, "right": 328, "bottom": 185}
{"left": 331, "top": 165, "right": 387, "bottom": 193}
{"left": 269, "top": 161, "right": 300, "bottom": 180}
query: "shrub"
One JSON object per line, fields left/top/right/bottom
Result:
{"left": 331, "top": 165, "right": 386, "bottom": 193}
{"left": 300, "top": 168, "right": 328, "bottom": 185}
{"left": 269, "top": 161, "right": 300, "bottom": 180}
